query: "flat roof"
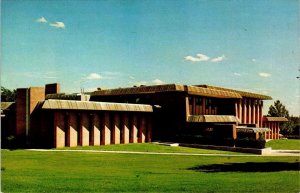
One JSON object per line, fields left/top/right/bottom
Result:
{"left": 39, "top": 99, "right": 153, "bottom": 112}
{"left": 92, "top": 84, "right": 242, "bottom": 99}
{"left": 187, "top": 115, "right": 238, "bottom": 123}
{"left": 236, "top": 127, "right": 270, "bottom": 133}
{"left": 92, "top": 84, "right": 272, "bottom": 100}
{"left": 263, "top": 117, "right": 288, "bottom": 122}
{"left": 197, "top": 85, "right": 272, "bottom": 100}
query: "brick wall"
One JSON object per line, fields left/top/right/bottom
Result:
{"left": 45, "top": 83, "right": 60, "bottom": 95}
{"left": 16, "top": 88, "right": 27, "bottom": 136}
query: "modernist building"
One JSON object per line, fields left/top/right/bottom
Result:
{"left": 90, "top": 84, "right": 288, "bottom": 141}
{"left": 1, "top": 83, "right": 287, "bottom": 148}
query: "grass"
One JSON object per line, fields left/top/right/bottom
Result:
{"left": 60, "top": 143, "right": 243, "bottom": 154}
{"left": 2, "top": 144, "right": 300, "bottom": 193}
{"left": 266, "top": 139, "right": 300, "bottom": 150}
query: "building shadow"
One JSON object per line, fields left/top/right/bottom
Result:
{"left": 188, "top": 162, "right": 300, "bottom": 173}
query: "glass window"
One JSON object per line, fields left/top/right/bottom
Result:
{"left": 205, "top": 98, "right": 211, "bottom": 109}
{"left": 195, "top": 97, "right": 202, "bottom": 105}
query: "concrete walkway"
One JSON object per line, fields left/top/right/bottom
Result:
{"left": 26, "top": 149, "right": 300, "bottom": 157}
{"left": 269, "top": 150, "right": 300, "bottom": 156}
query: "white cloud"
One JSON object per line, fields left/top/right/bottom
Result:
{"left": 259, "top": 72, "right": 271, "bottom": 78}
{"left": 134, "top": 81, "right": 148, "bottom": 86}
{"left": 211, "top": 55, "right": 225, "bottom": 62}
{"left": 184, "top": 53, "right": 210, "bottom": 62}
{"left": 36, "top": 17, "right": 47, "bottom": 23}
{"left": 185, "top": 53, "right": 226, "bottom": 63}
{"left": 196, "top": 54, "right": 210, "bottom": 61}
{"left": 252, "top": 58, "right": 256, "bottom": 62}
{"left": 86, "top": 73, "right": 102, "bottom": 80}
{"left": 129, "top": 76, "right": 135, "bottom": 80}
{"left": 234, "top": 72, "right": 242, "bottom": 76}
{"left": 152, "top": 79, "right": 164, "bottom": 85}
{"left": 50, "top": 22, "right": 65, "bottom": 29}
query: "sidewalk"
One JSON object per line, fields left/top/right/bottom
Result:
{"left": 269, "top": 149, "right": 300, "bottom": 156}
{"left": 26, "top": 149, "right": 300, "bottom": 157}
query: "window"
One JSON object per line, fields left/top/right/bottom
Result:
{"left": 195, "top": 97, "right": 202, "bottom": 105}
{"left": 188, "top": 97, "right": 193, "bottom": 114}
{"left": 206, "top": 98, "right": 212, "bottom": 109}
{"left": 188, "top": 97, "right": 192, "bottom": 105}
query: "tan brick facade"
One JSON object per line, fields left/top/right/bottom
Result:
{"left": 10, "top": 82, "right": 280, "bottom": 149}
{"left": 112, "top": 113, "right": 121, "bottom": 144}
{"left": 68, "top": 112, "right": 78, "bottom": 147}
{"left": 54, "top": 112, "right": 65, "bottom": 148}
{"left": 131, "top": 114, "right": 138, "bottom": 143}
{"left": 122, "top": 113, "right": 130, "bottom": 144}
{"left": 80, "top": 113, "right": 90, "bottom": 146}
{"left": 91, "top": 113, "right": 101, "bottom": 146}
{"left": 102, "top": 112, "right": 111, "bottom": 145}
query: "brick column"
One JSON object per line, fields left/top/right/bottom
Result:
{"left": 138, "top": 114, "right": 146, "bottom": 143}
{"left": 146, "top": 115, "right": 152, "bottom": 142}
{"left": 276, "top": 123, "right": 278, "bottom": 139}
{"left": 54, "top": 111, "right": 65, "bottom": 148}
{"left": 121, "top": 113, "right": 130, "bottom": 144}
{"left": 277, "top": 122, "right": 280, "bottom": 139}
{"left": 247, "top": 99, "right": 251, "bottom": 124}
{"left": 112, "top": 113, "right": 121, "bottom": 144}
{"left": 91, "top": 113, "right": 101, "bottom": 146}
{"left": 273, "top": 123, "right": 276, "bottom": 139}
{"left": 265, "top": 122, "right": 269, "bottom": 139}
{"left": 259, "top": 102, "right": 263, "bottom": 127}
{"left": 271, "top": 122, "right": 275, "bottom": 139}
{"left": 202, "top": 98, "right": 207, "bottom": 114}
{"left": 131, "top": 114, "right": 138, "bottom": 143}
{"left": 251, "top": 100, "right": 255, "bottom": 124}
{"left": 238, "top": 99, "right": 242, "bottom": 123}
{"left": 185, "top": 97, "right": 190, "bottom": 118}
{"left": 274, "top": 122, "right": 276, "bottom": 139}
{"left": 16, "top": 88, "right": 28, "bottom": 136}
{"left": 67, "top": 112, "right": 78, "bottom": 147}
{"left": 192, "top": 97, "right": 195, "bottom": 115}
{"left": 257, "top": 103, "right": 261, "bottom": 127}
{"left": 242, "top": 98, "right": 247, "bottom": 124}
{"left": 80, "top": 113, "right": 89, "bottom": 146}
{"left": 269, "top": 122, "right": 272, "bottom": 139}
{"left": 274, "top": 123, "right": 277, "bottom": 139}
{"left": 235, "top": 101, "right": 238, "bottom": 118}
{"left": 232, "top": 124, "right": 237, "bottom": 140}
{"left": 101, "top": 112, "right": 111, "bottom": 145}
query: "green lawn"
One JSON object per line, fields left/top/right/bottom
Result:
{"left": 2, "top": 145, "right": 299, "bottom": 193}
{"left": 61, "top": 143, "right": 242, "bottom": 154}
{"left": 266, "top": 139, "right": 300, "bottom": 150}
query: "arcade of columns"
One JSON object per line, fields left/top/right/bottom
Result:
{"left": 235, "top": 98, "right": 279, "bottom": 139}
{"left": 263, "top": 121, "right": 280, "bottom": 139}
{"left": 52, "top": 111, "right": 152, "bottom": 148}
{"left": 235, "top": 98, "right": 263, "bottom": 127}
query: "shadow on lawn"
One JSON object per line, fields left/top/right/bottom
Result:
{"left": 189, "top": 162, "right": 300, "bottom": 173}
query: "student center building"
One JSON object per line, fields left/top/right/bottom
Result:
{"left": 1, "top": 83, "right": 287, "bottom": 148}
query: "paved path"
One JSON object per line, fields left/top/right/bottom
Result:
{"left": 27, "top": 149, "right": 300, "bottom": 157}
{"left": 270, "top": 150, "right": 300, "bottom": 156}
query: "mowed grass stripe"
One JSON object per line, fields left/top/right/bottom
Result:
{"left": 2, "top": 148, "right": 299, "bottom": 193}
{"left": 60, "top": 143, "right": 244, "bottom": 154}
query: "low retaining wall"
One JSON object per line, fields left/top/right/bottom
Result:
{"left": 179, "top": 143, "right": 272, "bottom": 155}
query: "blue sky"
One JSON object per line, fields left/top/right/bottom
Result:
{"left": 1, "top": 0, "right": 299, "bottom": 115}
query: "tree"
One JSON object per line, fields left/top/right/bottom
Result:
{"left": 1, "top": 87, "right": 17, "bottom": 102}
{"left": 267, "top": 100, "right": 296, "bottom": 135}
{"left": 267, "top": 100, "right": 289, "bottom": 118}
